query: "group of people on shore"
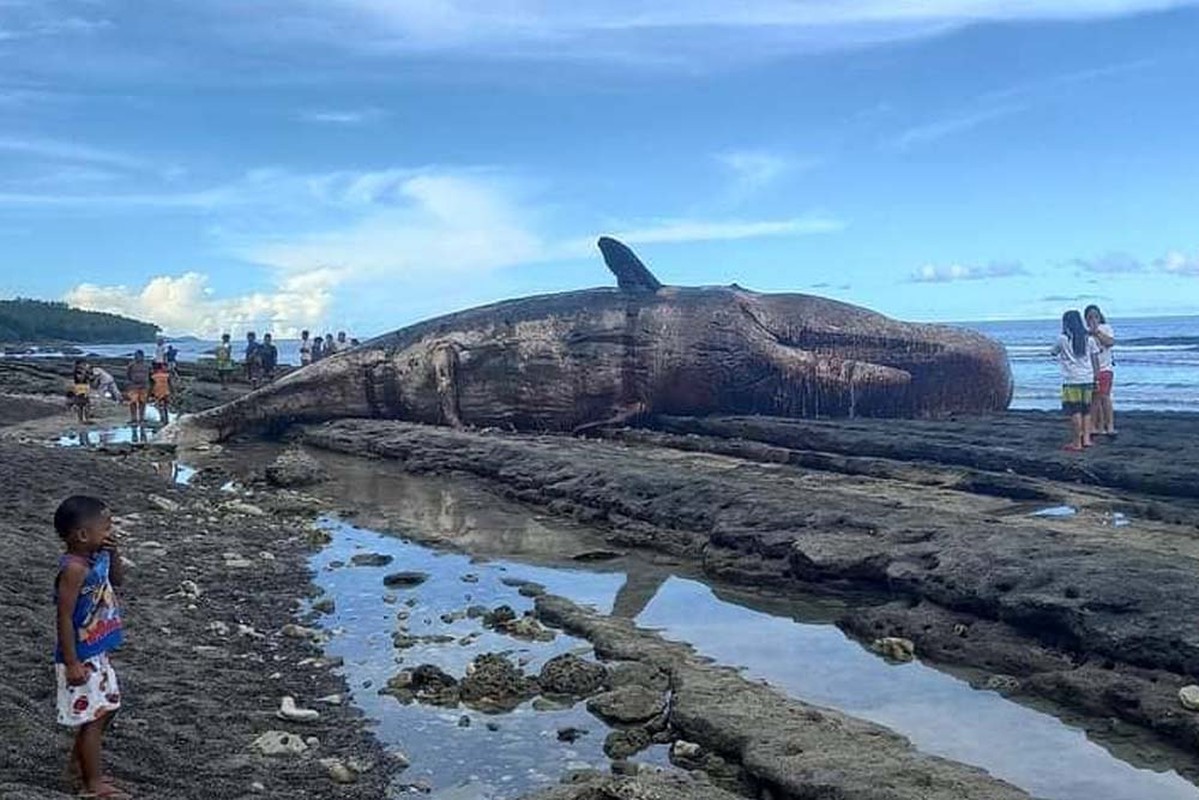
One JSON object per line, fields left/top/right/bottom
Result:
{"left": 68, "top": 339, "right": 179, "bottom": 427}
{"left": 212, "top": 329, "right": 357, "bottom": 389}
{"left": 1053, "top": 304, "right": 1116, "bottom": 451}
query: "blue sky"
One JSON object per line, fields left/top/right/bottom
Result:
{"left": 2, "top": 1, "right": 1198, "bottom": 337}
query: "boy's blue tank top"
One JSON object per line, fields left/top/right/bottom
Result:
{"left": 54, "top": 551, "right": 123, "bottom": 663}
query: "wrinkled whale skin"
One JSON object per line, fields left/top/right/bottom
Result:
{"left": 167, "top": 239, "right": 1012, "bottom": 442}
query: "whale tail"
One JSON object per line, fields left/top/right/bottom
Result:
{"left": 598, "top": 237, "right": 663, "bottom": 293}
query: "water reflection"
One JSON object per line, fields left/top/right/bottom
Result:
{"left": 306, "top": 463, "right": 1199, "bottom": 800}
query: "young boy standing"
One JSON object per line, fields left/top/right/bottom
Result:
{"left": 70, "top": 360, "right": 92, "bottom": 424}
{"left": 54, "top": 495, "right": 126, "bottom": 799}
{"left": 125, "top": 351, "right": 150, "bottom": 424}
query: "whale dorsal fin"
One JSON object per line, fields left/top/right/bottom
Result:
{"left": 597, "top": 236, "right": 663, "bottom": 293}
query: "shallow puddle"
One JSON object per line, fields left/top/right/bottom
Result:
{"left": 637, "top": 578, "right": 1199, "bottom": 800}
{"left": 307, "top": 471, "right": 1199, "bottom": 800}
{"left": 311, "top": 518, "right": 670, "bottom": 799}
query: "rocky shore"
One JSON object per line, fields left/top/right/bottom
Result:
{"left": 301, "top": 413, "right": 1199, "bottom": 768}
{"left": 6, "top": 351, "right": 1199, "bottom": 797}
{"left": 0, "top": 440, "right": 392, "bottom": 799}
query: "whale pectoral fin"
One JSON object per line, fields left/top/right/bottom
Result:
{"left": 754, "top": 339, "right": 912, "bottom": 417}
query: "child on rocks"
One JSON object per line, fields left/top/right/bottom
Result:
{"left": 1052, "top": 310, "right": 1100, "bottom": 451}
{"left": 150, "top": 361, "right": 171, "bottom": 425}
{"left": 125, "top": 351, "right": 150, "bottom": 424}
{"left": 69, "top": 360, "right": 92, "bottom": 424}
{"left": 215, "top": 334, "right": 234, "bottom": 388}
{"left": 54, "top": 495, "right": 126, "bottom": 799}
{"left": 1085, "top": 304, "right": 1117, "bottom": 437}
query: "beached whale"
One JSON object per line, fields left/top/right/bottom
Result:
{"left": 165, "top": 238, "right": 1011, "bottom": 443}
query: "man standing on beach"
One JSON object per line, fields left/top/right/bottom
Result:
{"left": 299, "top": 330, "right": 313, "bottom": 367}
{"left": 261, "top": 334, "right": 278, "bottom": 383}
{"left": 244, "top": 332, "right": 261, "bottom": 389}
{"left": 336, "top": 331, "right": 349, "bottom": 353}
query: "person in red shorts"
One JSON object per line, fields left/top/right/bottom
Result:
{"left": 1085, "top": 304, "right": 1116, "bottom": 437}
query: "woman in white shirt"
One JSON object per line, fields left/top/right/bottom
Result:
{"left": 1084, "top": 304, "right": 1116, "bottom": 437}
{"left": 1051, "top": 310, "right": 1100, "bottom": 451}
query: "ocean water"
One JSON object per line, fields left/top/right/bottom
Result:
{"left": 959, "top": 316, "right": 1199, "bottom": 412}
{"left": 8, "top": 315, "right": 1197, "bottom": 413}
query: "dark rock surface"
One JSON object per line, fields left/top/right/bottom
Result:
{"left": 537, "top": 595, "right": 1030, "bottom": 800}
{"left": 459, "top": 654, "right": 538, "bottom": 712}
{"left": 538, "top": 654, "right": 608, "bottom": 698}
{"left": 586, "top": 686, "right": 667, "bottom": 725}
{"left": 521, "top": 772, "right": 742, "bottom": 800}
{"left": 264, "top": 447, "right": 329, "bottom": 488}
{"left": 0, "top": 440, "right": 390, "bottom": 800}
{"left": 303, "top": 413, "right": 1199, "bottom": 756}
{"left": 383, "top": 571, "right": 429, "bottom": 588}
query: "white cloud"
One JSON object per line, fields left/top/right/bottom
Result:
{"left": 0, "top": 136, "right": 147, "bottom": 171}
{"left": 1071, "top": 251, "right": 1146, "bottom": 274}
{"left": 600, "top": 216, "right": 843, "bottom": 246}
{"left": 891, "top": 104, "right": 1024, "bottom": 149}
{"left": 891, "top": 59, "right": 1155, "bottom": 150}
{"left": 299, "top": 108, "right": 386, "bottom": 125}
{"left": 53, "top": 165, "right": 845, "bottom": 335}
{"left": 910, "top": 261, "right": 1028, "bottom": 283}
{"left": 1157, "top": 250, "right": 1199, "bottom": 275}
{"left": 155, "top": 1, "right": 1199, "bottom": 70}
{"left": 716, "top": 150, "right": 818, "bottom": 195}
{"left": 65, "top": 270, "right": 337, "bottom": 338}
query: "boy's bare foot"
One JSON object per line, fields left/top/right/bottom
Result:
{"left": 1062, "top": 443, "right": 1084, "bottom": 452}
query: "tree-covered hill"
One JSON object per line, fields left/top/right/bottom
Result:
{"left": 0, "top": 299, "right": 159, "bottom": 343}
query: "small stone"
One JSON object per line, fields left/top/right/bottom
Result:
{"left": 226, "top": 500, "right": 266, "bottom": 517}
{"left": 251, "top": 730, "right": 308, "bottom": 756}
{"left": 586, "top": 686, "right": 667, "bottom": 725}
{"left": 557, "top": 727, "right": 588, "bottom": 743}
{"left": 312, "top": 597, "right": 336, "bottom": 614}
{"left": 466, "top": 605, "right": 488, "bottom": 619}
{"left": 281, "top": 624, "right": 320, "bottom": 640}
{"left": 305, "top": 736, "right": 320, "bottom": 748}
{"left": 872, "top": 637, "right": 916, "bottom": 663}
{"left": 207, "top": 621, "right": 230, "bottom": 637}
{"left": 250, "top": 781, "right": 265, "bottom": 793}
{"left": 534, "top": 697, "right": 573, "bottom": 712}
{"left": 178, "top": 580, "right": 201, "bottom": 599}
{"left": 671, "top": 740, "right": 703, "bottom": 762}
{"left": 388, "top": 749, "right": 411, "bottom": 770}
{"left": 486, "top": 722, "right": 501, "bottom": 732}
{"left": 351, "top": 552, "right": 394, "bottom": 567}
{"left": 604, "top": 727, "right": 652, "bottom": 759}
{"left": 384, "top": 571, "right": 430, "bottom": 588}
{"left": 277, "top": 696, "right": 320, "bottom": 723}
{"left": 458, "top": 715, "right": 472, "bottom": 728}
{"left": 1179, "top": 685, "right": 1199, "bottom": 711}
{"left": 983, "top": 674, "right": 1022, "bottom": 693}
{"left": 320, "top": 758, "right": 357, "bottom": 784}
{"left": 461, "top": 573, "right": 480, "bottom": 583}
{"left": 149, "top": 494, "right": 181, "bottom": 512}
{"left": 540, "top": 654, "right": 607, "bottom": 697}
{"left": 316, "top": 694, "right": 343, "bottom": 705}
{"left": 609, "top": 760, "right": 639, "bottom": 776}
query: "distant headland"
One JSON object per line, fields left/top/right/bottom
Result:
{"left": 0, "top": 298, "right": 159, "bottom": 346}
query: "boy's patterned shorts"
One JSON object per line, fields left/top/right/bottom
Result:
{"left": 55, "top": 653, "right": 121, "bottom": 727}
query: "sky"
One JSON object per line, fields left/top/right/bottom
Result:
{"left": 2, "top": 1, "right": 1198, "bottom": 338}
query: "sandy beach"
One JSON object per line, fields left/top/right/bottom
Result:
{"left": 4, "top": 355, "right": 1199, "bottom": 799}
